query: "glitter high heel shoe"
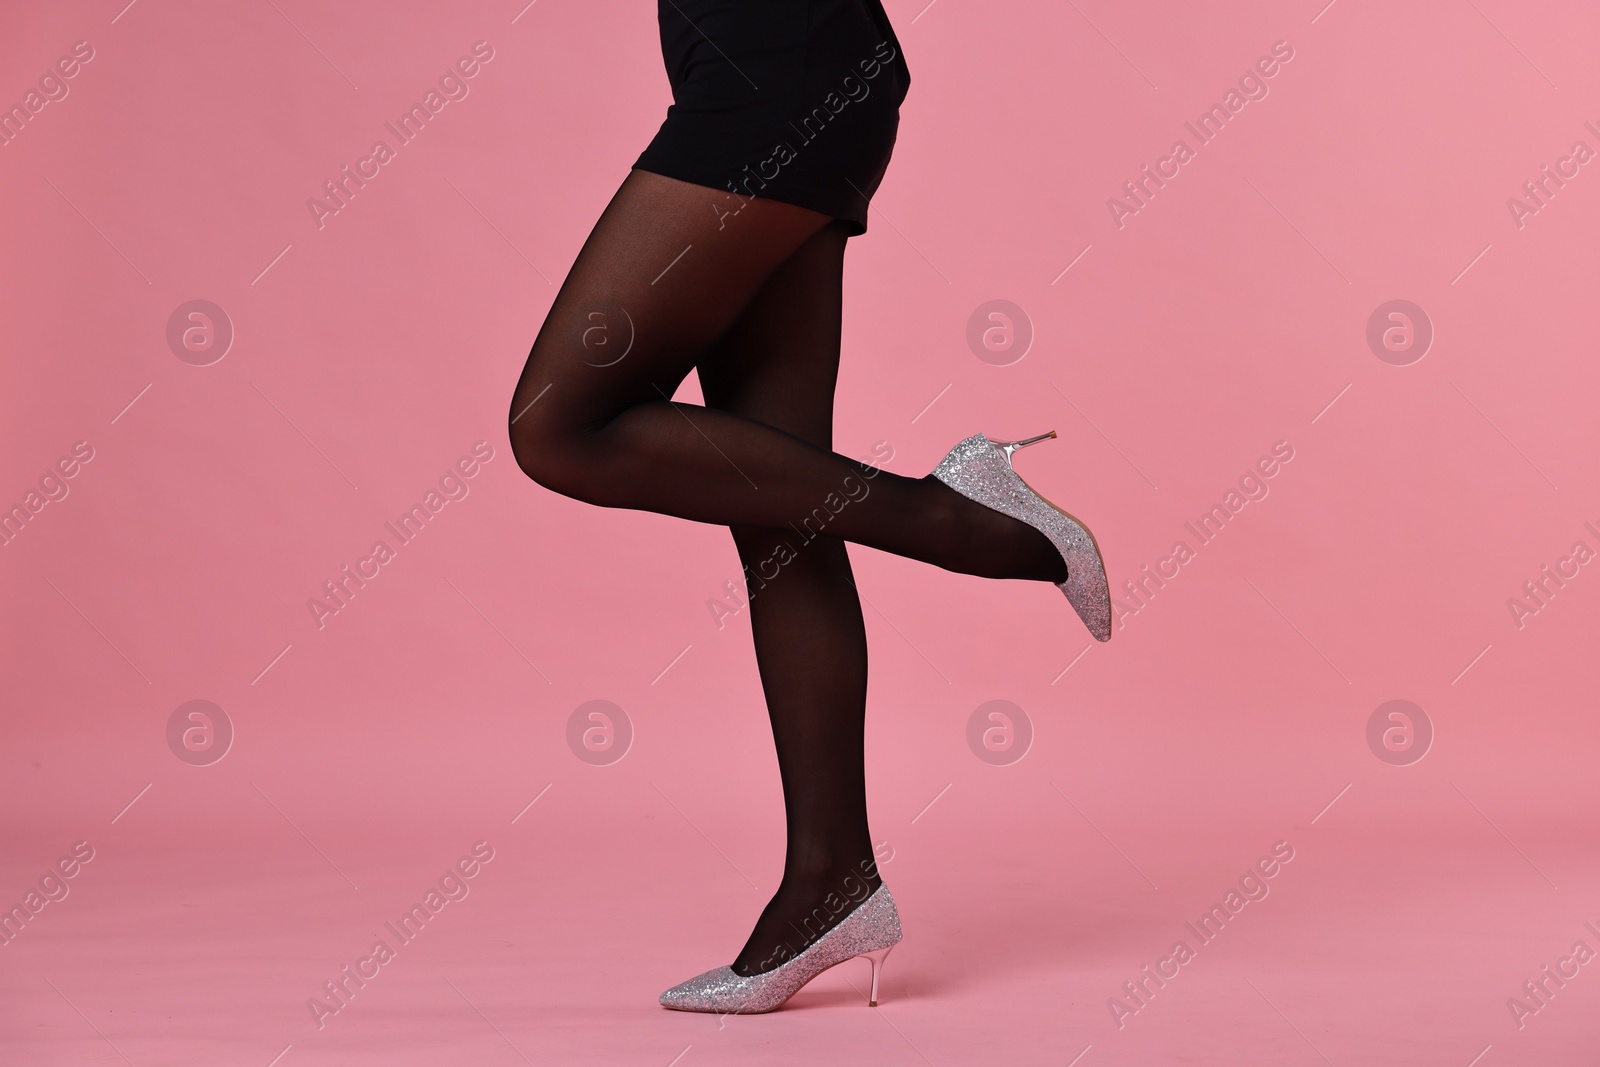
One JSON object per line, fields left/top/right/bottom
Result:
{"left": 931, "top": 431, "right": 1112, "bottom": 642}
{"left": 658, "top": 883, "right": 903, "bottom": 1014}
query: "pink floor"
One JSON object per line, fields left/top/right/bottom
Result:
{"left": 4, "top": 0, "right": 1598, "bottom": 1063}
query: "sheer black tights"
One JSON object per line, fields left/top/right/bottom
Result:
{"left": 509, "top": 171, "right": 1065, "bottom": 975}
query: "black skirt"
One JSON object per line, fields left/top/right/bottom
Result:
{"left": 633, "top": 0, "right": 911, "bottom": 235}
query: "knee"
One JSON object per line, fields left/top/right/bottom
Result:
{"left": 508, "top": 406, "right": 594, "bottom": 502}
{"left": 510, "top": 438, "right": 588, "bottom": 507}
{"left": 510, "top": 401, "right": 642, "bottom": 511}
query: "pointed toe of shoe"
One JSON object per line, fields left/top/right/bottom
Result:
{"left": 1060, "top": 561, "right": 1113, "bottom": 643}
{"left": 1083, "top": 588, "right": 1112, "bottom": 642}
{"left": 659, "top": 966, "right": 743, "bottom": 1012}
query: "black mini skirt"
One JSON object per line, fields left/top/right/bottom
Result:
{"left": 633, "top": 0, "right": 911, "bottom": 235}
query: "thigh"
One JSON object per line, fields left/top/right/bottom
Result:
{"left": 696, "top": 220, "right": 853, "bottom": 451}
{"left": 512, "top": 170, "right": 835, "bottom": 438}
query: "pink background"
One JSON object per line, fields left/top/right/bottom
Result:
{"left": 3, "top": 0, "right": 1598, "bottom": 1063}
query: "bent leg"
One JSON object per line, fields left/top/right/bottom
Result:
{"left": 508, "top": 169, "right": 1065, "bottom": 583}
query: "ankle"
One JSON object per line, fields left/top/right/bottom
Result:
{"left": 920, "top": 476, "right": 1067, "bottom": 582}
{"left": 779, "top": 864, "right": 880, "bottom": 902}
{"left": 916, "top": 475, "right": 985, "bottom": 574}
{"left": 732, "top": 867, "right": 882, "bottom": 977}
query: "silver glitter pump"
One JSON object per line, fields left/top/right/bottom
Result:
{"left": 658, "top": 884, "right": 904, "bottom": 1013}
{"left": 931, "top": 431, "right": 1112, "bottom": 642}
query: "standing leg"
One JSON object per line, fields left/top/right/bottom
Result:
{"left": 697, "top": 220, "right": 879, "bottom": 975}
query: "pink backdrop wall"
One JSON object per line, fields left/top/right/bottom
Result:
{"left": 3, "top": 0, "right": 1597, "bottom": 1063}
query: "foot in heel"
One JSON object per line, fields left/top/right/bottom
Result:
{"left": 658, "top": 884, "right": 904, "bottom": 1013}
{"left": 931, "top": 432, "right": 1112, "bottom": 641}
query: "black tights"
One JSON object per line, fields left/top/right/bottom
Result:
{"left": 509, "top": 171, "right": 1065, "bottom": 975}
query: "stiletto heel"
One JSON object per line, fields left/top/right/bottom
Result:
{"left": 996, "top": 430, "right": 1058, "bottom": 457}
{"left": 659, "top": 883, "right": 905, "bottom": 1014}
{"left": 931, "top": 431, "right": 1112, "bottom": 641}
{"left": 862, "top": 945, "right": 893, "bottom": 1006}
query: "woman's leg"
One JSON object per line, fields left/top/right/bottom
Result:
{"left": 509, "top": 170, "right": 1067, "bottom": 584}
{"left": 697, "top": 220, "right": 878, "bottom": 975}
